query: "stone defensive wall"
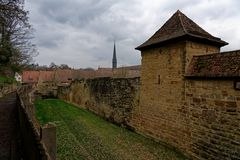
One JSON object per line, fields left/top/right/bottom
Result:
{"left": 58, "top": 75, "right": 240, "bottom": 159}
{"left": 17, "top": 85, "right": 56, "bottom": 160}
{"left": 183, "top": 78, "right": 240, "bottom": 159}
{"left": 58, "top": 77, "right": 140, "bottom": 128}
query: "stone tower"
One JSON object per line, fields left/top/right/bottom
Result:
{"left": 133, "top": 10, "right": 227, "bottom": 158}
{"left": 112, "top": 41, "right": 117, "bottom": 69}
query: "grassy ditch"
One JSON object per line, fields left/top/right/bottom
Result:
{"left": 35, "top": 99, "right": 188, "bottom": 160}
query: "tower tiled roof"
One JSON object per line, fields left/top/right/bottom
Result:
{"left": 186, "top": 50, "right": 240, "bottom": 78}
{"left": 136, "top": 10, "right": 228, "bottom": 50}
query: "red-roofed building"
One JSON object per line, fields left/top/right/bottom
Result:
{"left": 55, "top": 69, "right": 73, "bottom": 84}
{"left": 22, "top": 71, "right": 40, "bottom": 84}
{"left": 39, "top": 71, "right": 54, "bottom": 82}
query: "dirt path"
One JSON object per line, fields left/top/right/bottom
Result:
{"left": 0, "top": 93, "right": 21, "bottom": 160}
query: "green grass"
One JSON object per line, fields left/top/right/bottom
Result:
{"left": 0, "top": 76, "right": 16, "bottom": 85}
{"left": 35, "top": 99, "right": 188, "bottom": 160}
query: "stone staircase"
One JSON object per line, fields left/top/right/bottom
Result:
{"left": 0, "top": 93, "right": 22, "bottom": 160}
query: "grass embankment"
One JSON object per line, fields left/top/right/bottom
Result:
{"left": 35, "top": 99, "right": 188, "bottom": 160}
{"left": 0, "top": 76, "right": 16, "bottom": 85}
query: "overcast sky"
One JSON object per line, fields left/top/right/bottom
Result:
{"left": 25, "top": 0, "right": 240, "bottom": 69}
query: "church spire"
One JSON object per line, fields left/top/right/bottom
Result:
{"left": 112, "top": 41, "right": 117, "bottom": 69}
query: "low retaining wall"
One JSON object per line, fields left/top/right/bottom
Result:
{"left": 0, "top": 84, "right": 17, "bottom": 98}
{"left": 58, "top": 77, "right": 140, "bottom": 127}
{"left": 17, "top": 85, "right": 56, "bottom": 160}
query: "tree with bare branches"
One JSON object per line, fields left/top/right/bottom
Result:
{"left": 0, "top": 0, "right": 37, "bottom": 74}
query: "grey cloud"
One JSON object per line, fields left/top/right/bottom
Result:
{"left": 38, "top": 0, "right": 114, "bottom": 27}
{"left": 25, "top": 0, "right": 240, "bottom": 68}
{"left": 162, "top": 0, "right": 200, "bottom": 12}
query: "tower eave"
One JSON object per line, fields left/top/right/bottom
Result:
{"left": 136, "top": 34, "right": 228, "bottom": 51}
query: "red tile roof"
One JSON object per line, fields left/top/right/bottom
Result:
{"left": 55, "top": 70, "right": 73, "bottom": 83}
{"left": 22, "top": 70, "right": 72, "bottom": 83}
{"left": 22, "top": 71, "right": 40, "bottom": 83}
{"left": 117, "top": 65, "right": 141, "bottom": 70}
{"left": 136, "top": 10, "right": 228, "bottom": 50}
{"left": 39, "top": 71, "right": 54, "bottom": 82}
{"left": 186, "top": 50, "right": 240, "bottom": 78}
{"left": 22, "top": 65, "right": 141, "bottom": 83}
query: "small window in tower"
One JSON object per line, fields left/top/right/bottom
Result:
{"left": 168, "top": 53, "right": 172, "bottom": 64}
{"left": 234, "top": 81, "right": 240, "bottom": 90}
{"left": 159, "top": 49, "right": 161, "bottom": 53}
{"left": 158, "top": 75, "right": 160, "bottom": 84}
